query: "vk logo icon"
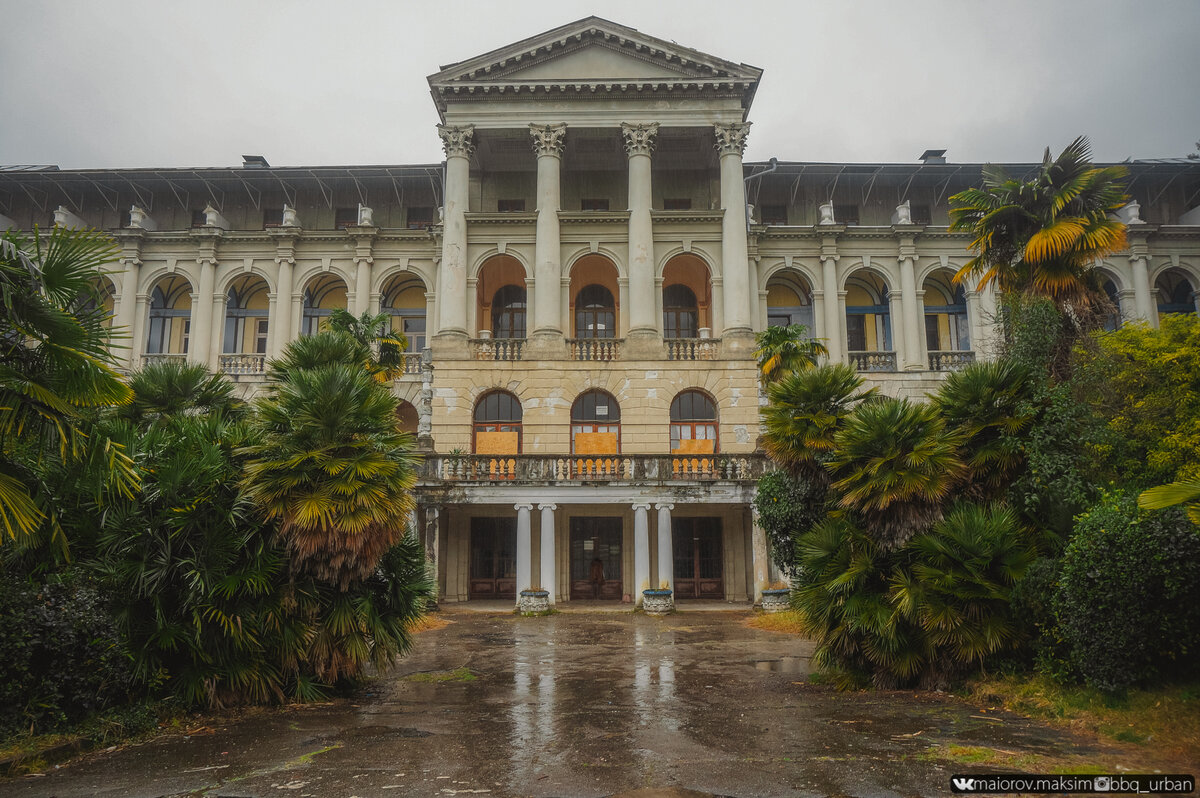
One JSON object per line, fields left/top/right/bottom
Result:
{"left": 952, "top": 777, "right": 976, "bottom": 791}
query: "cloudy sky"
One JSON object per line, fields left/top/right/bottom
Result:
{"left": 2, "top": 0, "right": 1197, "bottom": 169}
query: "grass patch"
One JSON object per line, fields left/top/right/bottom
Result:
{"left": 0, "top": 700, "right": 170, "bottom": 775}
{"left": 966, "top": 674, "right": 1200, "bottom": 765}
{"left": 403, "top": 667, "right": 476, "bottom": 683}
{"left": 408, "top": 614, "right": 451, "bottom": 633}
{"left": 745, "top": 609, "right": 807, "bottom": 635}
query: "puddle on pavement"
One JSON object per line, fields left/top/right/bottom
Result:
{"left": 753, "top": 656, "right": 810, "bottom": 674}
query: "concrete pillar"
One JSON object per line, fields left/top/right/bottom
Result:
{"left": 272, "top": 257, "right": 293, "bottom": 358}
{"left": 530, "top": 124, "right": 566, "bottom": 342}
{"left": 538, "top": 503, "right": 557, "bottom": 604}
{"left": 633, "top": 503, "right": 651, "bottom": 603}
{"left": 965, "top": 287, "right": 983, "bottom": 356}
{"left": 715, "top": 123, "right": 753, "bottom": 336}
{"left": 898, "top": 256, "right": 923, "bottom": 370}
{"left": 515, "top": 503, "right": 533, "bottom": 604}
{"left": 1131, "top": 254, "right": 1153, "bottom": 323}
{"left": 115, "top": 256, "right": 140, "bottom": 369}
{"left": 436, "top": 125, "right": 473, "bottom": 340}
{"left": 751, "top": 513, "right": 769, "bottom": 603}
{"left": 821, "top": 256, "right": 842, "bottom": 362}
{"left": 354, "top": 257, "right": 372, "bottom": 315}
{"left": 622, "top": 123, "right": 659, "bottom": 350}
{"left": 424, "top": 505, "right": 440, "bottom": 605}
{"left": 130, "top": 293, "right": 148, "bottom": 370}
{"left": 189, "top": 257, "right": 216, "bottom": 366}
{"left": 655, "top": 503, "right": 674, "bottom": 592}
{"left": 208, "top": 292, "right": 223, "bottom": 369}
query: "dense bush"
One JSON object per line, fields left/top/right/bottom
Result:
{"left": 0, "top": 571, "right": 133, "bottom": 734}
{"left": 1056, "top": 493, "right": 1200, "bottom": 690}
{"left": 753, "top": 470, "right": 827, "bottom": 578}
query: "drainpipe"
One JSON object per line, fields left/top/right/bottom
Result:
{"left": 744, "top": 157, "right": 779, "bottom": 232}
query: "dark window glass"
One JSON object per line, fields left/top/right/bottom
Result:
{"left": 491, "top": 284, "right": 527, "bottom": 339}
{"left": 575, "top": 283, "right": 615, "bottom": 339}
{"left": 263, "top": 208, "right": 282, "bottom": 229}
{"left": 834, "top": 204, "right": 859, "bottom": 225}
{"left": 497, "top": 199, "right": 525, "bottom": 212}
{"left": 663, "top": 198, "right": 692, "bottom": 211}
{"left": 581, "top": 198, "right": 610, "bottom": 211}
{"left": 475, "top": 391, "right": 522, "bottom": 423}
{"left": 760, "top": 204, "right": 787, "bottom": 225}
{"left": 572, "top": 390, "right": 621, "bottom": 423}
{"left": 190, "top": 210, "right": 207, "bottom": 227}
{"left": 847, "top": 315, "right": 867, "bottom": 351}
{"left": 334, "top": 208, "right": 357, "bottom": 229}
{"left": 670, "top": 391, "right": 716, "bottom": 422}
{"left": 663, "top": 284, "right": 698, "bottom": 338}
{"left": 910, "top": 204, "right": 932, "bottom": 225}
{"left": 407, "top": 206, "right": 433, "bottom": 229}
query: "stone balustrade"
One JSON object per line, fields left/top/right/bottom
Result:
{"left": 470, "top": 338, "right": 525, "bottom": 361}
{"left": 567, "top": 338, "right": 622, "bottom": 361}
{"left": 927, "top": 350, "right": 976, "bottom": 371}
{"left": 218, "top": 353, "right": 267, "bottom": 375}
{"left": 421, "top": 453, "right": 770, "bottom": 484}
{"left": 141, "top": 353, "right": 188, "bottom": 368}
{"left": 848, "top": 350, "right": 898, "bottom": 372}
{"left": 666, "top": 338, "right": 720, "bottom": 361}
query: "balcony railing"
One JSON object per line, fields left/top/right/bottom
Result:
{"left": 849, "top": 351, "right": 898, "bottom": 372}
{"left": 219, "top": 353, "right": 267, "bottom": 375}
{"left": 666, "top": 337, "right": 720, "bottom": 361}
{"left": 141, "top": 353, "right": 188, "bottom": 368}
{"left": 422, "top": 453, "right": 770, "bottom": 483}
{"left": 567, "top": 338, "right": 622, "bottom": 361}
{"left": 398, "top": 352, "right": 423, "bottom": 375}
{"left": 928, "top": 350, "right": 976, "bottom": 371}
{"left": 470, "top": 338, "right": 524, "bottom": 361}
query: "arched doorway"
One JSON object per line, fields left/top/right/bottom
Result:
{"left": 844, "top": 270, "right": 895, "bottom": 371}
{"left": 144, "top": 275, "right": 192, "bottom": 363}
{"left": 221, "top": 275, "right": 270, "bottom": 373}
{"left": 922, "top": 269, "right": 970, "bottom": 370}
{"left": 662, "top": 255, "right": 711, "bottom": 338}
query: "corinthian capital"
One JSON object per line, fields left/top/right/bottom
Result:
{"left": 714, "top": 122, "right": 751, "bottom": 156}
{"left": 621, "top": 122, "right": 659, "bottom": 157}
{"left": 437, "top": 124, "right": 475, "bottom": 158}
{"left": 529, "top": 123, "right": 567, "bottom": 157}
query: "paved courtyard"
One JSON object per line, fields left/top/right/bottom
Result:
{"left": 4, "top": 609, "right": 1173, "bottom": 797}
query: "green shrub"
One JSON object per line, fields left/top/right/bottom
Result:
{"left": 0, "top": 571, "right": 133, "bottom": 735}
{"left": 1056, "top": 493, "right": 1200, "bottom": 690}
{"left": 753, "top": 470, "right": 827, "bottom": 578}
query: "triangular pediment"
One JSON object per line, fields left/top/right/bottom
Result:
{"left": 428, "top": 17, "right": 762, "bottom": 114}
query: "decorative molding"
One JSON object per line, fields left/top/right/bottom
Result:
{"left": 437, "top": 124, "right": 475, "bottom": 158}
{"left": 529, "top": 123, "right": 567, "bottom": 157}
{"left": 621, "top": 122, "right": 659, "bottom": 157}
{"left": 714, "top": 122, "right": 751, "bottom": 156}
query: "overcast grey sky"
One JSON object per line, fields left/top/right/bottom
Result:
{"left": 2, "top": 0, "right": 1197, "bottom": 169}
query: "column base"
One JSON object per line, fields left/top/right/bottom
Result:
{"left": 719, "top": 329, "right": 757, "bottom": 359}
{"left": 430, "top": 330, "right": 470, "bottom": 360}
{"left": 624, "top": 328, "right": 665, "bottom": 360}
{"left": 524, "top": 330, "right": 568, "bottom": 360}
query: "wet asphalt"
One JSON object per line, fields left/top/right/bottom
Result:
{"left": 3, "top": 608, "right": 1167, "bottom": 797}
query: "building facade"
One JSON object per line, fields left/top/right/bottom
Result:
{"left": 3, "top": 18, "right": 1199, "bottom": 609}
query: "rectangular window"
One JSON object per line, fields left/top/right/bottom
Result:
{"left": 262, "top": 208, "right": 282, "bottom": 229}
{"left": 834, "top": 204, "right": 859, "bottom": 225}
{"left": 760, "top": 204, "right": 788, "bottom": 225}
{"left": 581, "top": 198, "right": 610, "bottom": 211}
{"left": 846, "top": 315, "right": 866, "bottom": 351}
{"left": 403, "top": 316, "right": 426, "bottom": 352}
{"left": 255, "top": 319, "right": 269, "bottom": 354}
{"left": 663, "top": 198, "right": 692, "bottom": 211}
{"left": 925, "top": 315, "right": 940, "bottom": 352}
{"left": 334, "top": 208, "right": 357, "bottom": 229}
{"left": 406, "top": 206, "right": 433, "bottom": 229}
{"left": 497, "top": 199, "right": 526, "bottom": 212}
{"left": 191, "top": 210, "right": 207, "bottom": 227}
{"left": 910, "top": 204, "right": 932, "bottom": 225}
{"left": 181, "top": 320, "right": 191, "bottom": 354}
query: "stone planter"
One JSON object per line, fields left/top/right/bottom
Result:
{"left": 760, "top": 588, "right": 791, "bottom": 614}
{"left": 642, "top": 589, "right": 674, "bottom": 616}
{"left": 518, "top": 590, "right": 551, "bottom": 616}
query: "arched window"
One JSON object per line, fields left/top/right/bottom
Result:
{"left": 146, "top": 276, "right": 191, "bottom": 355}
{"left": 575, "top": 284, "right": 616, "bottom": 339}
{"left": 663, "top": 284, "right": 698, "bottom": 339}
{"left": 473, "top": 391, "right": 522, "bottom": 454}
{"left": 1156, "top": 269, "right": 1198, "bottom": 317}
{"left": 669, "top": 391, "right": 717, "bottom": 454}
{"left": 1102, "top": 278, "right": 1122, "bottom": 332}
{"left": 492, "top": 285, "right": 527, "bottom": 339}
{"left": 382, "top": 277, "right": 427, "bottom": 352}
{"left": 222, "top": 277, "right": 269, "bottom": 355}
{"left": 571, "top": 390, "right": 620, "bottom": 454}
{"left": 301, "top": 275, "right": 347, "bottom": 337}
{"left": 922, "top": 272, "right": 969, "bottom": 353}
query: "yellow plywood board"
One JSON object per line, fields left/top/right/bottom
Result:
{"left": 673, "top": 438, "right": 714, "bottom": 455}
{"left": 574, "top": 432, "right": 618, "bottom": 455}
{"left": 475, "top": 430, "right": 519, "bottom": 455}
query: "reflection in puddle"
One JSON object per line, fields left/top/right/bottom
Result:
{"left": 754, "top": 656, "right": 810, "bottom": 674}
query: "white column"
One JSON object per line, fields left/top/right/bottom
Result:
{"left": 424, "top": 505, "right": 440, "bottom": 604}
{"left": 1131, "top": 254, "right": 1153, "bottom": 322}
{"left": 208, "top": 292, "right": 223, "bottom": 369}
{"left": 354, "top": 256, "right": 372, "bottom": 315}
{"left": 436, "top": 125, "right": 473, "bottom": 338}
{"left": 622, "top": 123, "right": 659, "bottom": 343}
{"left": 130, "top": 293, "right": 148, "bottom": 369}
{"left": 115, "top": 256, "right": 140, "bottom": 369}
{"left": 272, "top": 257, "right": 293, "bottom": 357}
{"left": 715, "top": 123, "right": 753, "bottom": 335}
{"left": 633, "top": 503, "right": 651, "bottom": 603}
{"left": 751, "top": 513, "right": 769, "bottom": 603}
{"left": 189, "top": 256, "right": 216, "bottom": 366}
{"left": 821, "top": 255, "right": 842, "bottom": 362}
{"left": 530, "top": 124, "right": 566, "bottom": 338}
{"left": 965, "top": 287, "right": 983, "bottom": 357}
{"left": 538, "top": 503, "right": 557, "bottom": 604}
{"left": 515, "top": 504, "right": 533, "bottom": 603}
{"left": 655, "top": 503, "right": 674, "bottom": 592}
{"left": 898, "top": 256, "right": 923, "bottom": 370}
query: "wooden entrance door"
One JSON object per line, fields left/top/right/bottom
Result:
{"left": 569, "top": 517, "right": 623, "bottom": 600}
{"left": 469, "top": 517, "right": 517, "bottom": 599}
{"left": 673, "top": 517, "right": 724, "bottom": 599}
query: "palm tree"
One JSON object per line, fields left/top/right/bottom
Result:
{"left": 241, "top": 332, "right": 421, "bottom": 589}
{"left": 326, "top": 308, "right": 408, "bottom": 380}
{"left": 0, "top": 227, "right": 137, "bottom": 549}
{"left": 930, "top": 360, "right": 1034, "bottom": 501}
{"left": 120, "top": 360, "right": 244, "bottom": 426}
{"left": 760, "top": 363, "right": 876, "bottom": 482}
{"left": 1139, "top": 479, "right": 1200, "bottom": 524}
{"left": 754, "top": 324, "right": 828, "bottom": 383}
{"left": 828, "top": 398, "right": 965, "bottom": 551}
{"left": 948, "top": 136, "right": 1129, "bottom": 311}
